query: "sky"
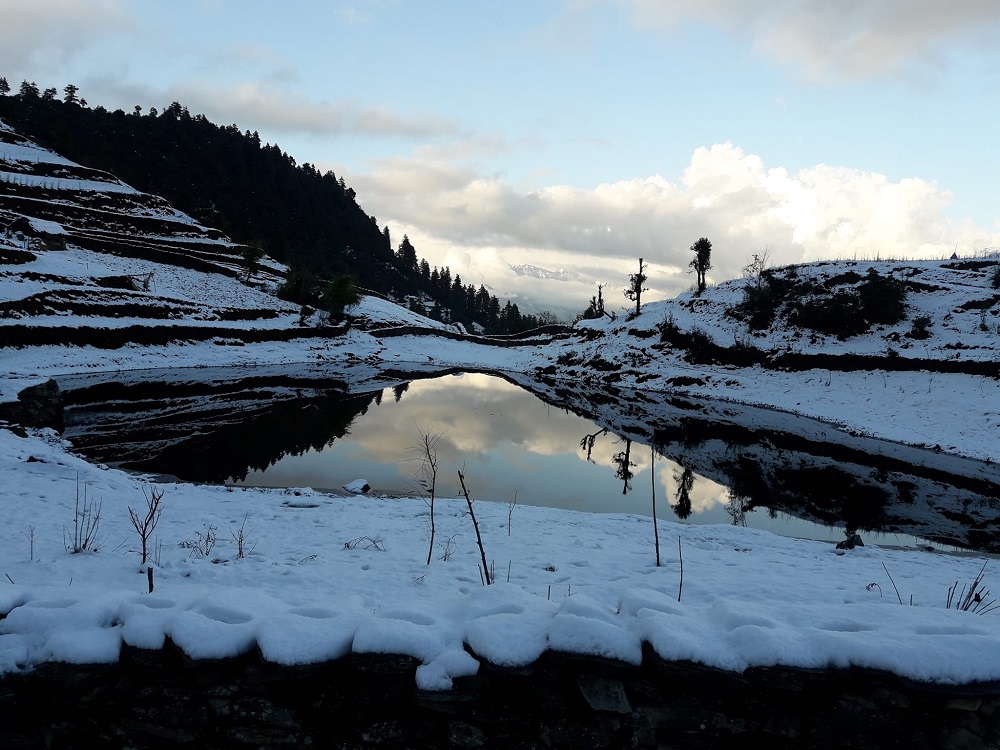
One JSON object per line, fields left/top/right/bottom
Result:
{"left": 5, "top": 0, "right": 1000, "bottom": 316}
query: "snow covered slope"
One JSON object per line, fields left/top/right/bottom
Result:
{"left": 539, "top": 258, "right": 999, "bottom": 462}
{"left": 0, "top": 119, "right": 452, "bottom": 399}
{"left": 1, "top": 119, "right": 1000, "bottom": 692}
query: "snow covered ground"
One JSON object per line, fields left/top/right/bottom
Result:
{"left": 2, "top": 425, "right": 1000, "bottom": 690}
{"left": 1, "top": 120, "right": 999, "bottom": 687}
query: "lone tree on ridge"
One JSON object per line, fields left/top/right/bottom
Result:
{"left": 689, "top": 238, "right": 712, "bottom": 294}
{"left": 624, "top": 258, "right": 648, "bottom": 317}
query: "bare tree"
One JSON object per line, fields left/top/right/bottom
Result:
{"left": 412, "top": 427, "right": 444, "bottom": 565}
{"left": 128, "top": 486, "right": 165, "bottom": 565}
{"left": 579, "top": 427, "right": 608, "bottom": 463}
{"left": 742, "top": 245, "right": 773, "bottom": 289}
{"left": 651, "top": 446, "right": 660, "bottom": 567}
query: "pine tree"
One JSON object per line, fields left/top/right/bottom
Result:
{"left": 0, "top": 78, "right": 10, "bottom": 96}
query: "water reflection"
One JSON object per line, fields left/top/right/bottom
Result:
{"left": 58, "top": 366, "right": 1000, "bottom": 551}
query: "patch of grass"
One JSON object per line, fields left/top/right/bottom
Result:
{"left": 947, "top": 562, "right": 998, "bottom": 615}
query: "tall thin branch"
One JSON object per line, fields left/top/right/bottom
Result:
{"left": 651, "top": 446, "right": 660, "bottom": 567}
{"left": 458, "top": 470, "right": 492, "bottom": 585}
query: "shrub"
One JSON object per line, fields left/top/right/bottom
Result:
{"left": 908, "top": 315, "right": 932, "bottom": 340}
{"left": 657, "top": 315, "right": 682, "bottom": 345}
{"left": 65, "top": 478, "right": 104, "bottom": 553}
{"left": 737, "top": 282, "right": 779, "bottom": 329}
{"left": 991, "top": 265, "right": 1000, "bottom": 289}
{"left": 319, "top": 275, "right": 361, "bottom": 319}
{"left": 858, "top": 269, "right": 907, "bottom": 325}
{"left": 277, "top": 267, "right": 322, "bottom": 306}
{"left": 790, "top": 292, "right": 867, "bottom": 338}
{"left": 239, "top": 242, "right": 266, "bottom": 282}
{"left": 687, "top": 327, "right": 715, "bottom": 357}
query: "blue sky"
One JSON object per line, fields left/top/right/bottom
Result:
{"left": 5, "top": 0, "right": 1000, "bottom": 314}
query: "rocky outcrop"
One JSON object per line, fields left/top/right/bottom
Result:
{"left": 0, "top": 378, "right": 63, "bottom": 430}
{"left": 0, "top": 642, "right": 998, "bottom": 749}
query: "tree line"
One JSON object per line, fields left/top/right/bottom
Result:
{"left": 0, "top": 77, "right": 547, "bottom": 333}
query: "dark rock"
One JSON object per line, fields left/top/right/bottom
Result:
{"left": 837, "top": 533, "right": 865, "bottom": 550}
{"left": 1, "top": 647, "right": 999, "bottom": 748}
{"left": 447, "top": 720, "right": 486, "bottom": 749}
{"left": 0, "top": 378, "right": 63, "bottom": 430}
{"left": 576, "top": 675, "right": 631, "bottom": 714}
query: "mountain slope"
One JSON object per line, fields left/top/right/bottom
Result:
{"left": 0, "top": 95, "right": 393, "bottom": 285}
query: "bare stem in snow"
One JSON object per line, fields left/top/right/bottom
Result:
{"left": 458, "top": 469, "right": 492, "bottom": 585}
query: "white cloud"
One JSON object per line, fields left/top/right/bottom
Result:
{"left": 619, "top": 0, "right": 1000, "bottom": 80}
{"left": 103, "top": 80, "right": 459, "bottom": 140}
{"left": 344, "top": 142, "right": 1000, "bottom": 315}
{"left": 0, "top": 0, "right": 131, "bottom": 78}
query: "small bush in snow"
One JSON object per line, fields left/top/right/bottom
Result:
{"left": 908, "top": 316, "right": 932, "bottom": 340}
{"left": 180, "top": 525, "right": 218, "bottom": 559}
{"left": 230, "top": 512, "right": 257, "bottom": 560}
{"left": 65, "top": 477, "right": 105, "bottom": 554}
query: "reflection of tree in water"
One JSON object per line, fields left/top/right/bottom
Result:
{"left": 722, "top": 455, "right": 892, "bottom": 533}
{"left": 725, "top": 492, "right": 750, "bottom": 527}
{"left": 393, "top": 382, "right": 409, "bottom": 402}
{"left": 612, "top": 439, "right": 635, "bottom": 495}
{"left": 672, "top": 466, "right": 694, "bottom": 520}
{"left": 579, "top": 428, "right": 608, "bottom": 463}
{"left": 126, "top": 390, "right": 381, "bottom": 483}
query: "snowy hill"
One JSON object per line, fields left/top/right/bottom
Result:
{"left": 538, "top": 258, "right": 999, "bottom": 462}
{"left": 1, "top": 119, "right": 1000, "bottom": 708}
{"left": 0, "top": 119, "right": 451, "bottom": 392}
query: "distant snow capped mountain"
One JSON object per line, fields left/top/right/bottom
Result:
{"left": 510, "top": 264, "right": 581, "bottom": 282}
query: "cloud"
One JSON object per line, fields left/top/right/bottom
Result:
{"left": 618, "top": 0, "right": 1000, "bottom": 80}
{"left": 345, "top": 142, "right": 1000, "bottom": 315}
{"left": 0, "top": 0, "right": 131, "bottom": 77}
{"left": 117, "top": 81, "right": 459, "bottom": 140}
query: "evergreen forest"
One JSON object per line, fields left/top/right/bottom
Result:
{"left": 0, "top": 79, "right": 545, "bottom": 333}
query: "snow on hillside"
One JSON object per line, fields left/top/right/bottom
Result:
{"left": 0, "top": 124, "right": 205, "bottom": 229}
{"left": 1, "top": 119, "right": 999, "bottom": 689}
{"left": 549, "top": 258, "right": 1000, "bottom": 463}
{"left": 579, "top": 257, "right": 1000, "bottom": 361}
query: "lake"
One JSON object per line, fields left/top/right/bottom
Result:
{"left": 57, "top": 364, "right": 1000, "bottom": 552}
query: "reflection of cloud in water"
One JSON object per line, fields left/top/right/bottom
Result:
{"left": 690, "top": 478, "right": 731, "bottom": 515}
{"left": 353, "top": 374, "right": 606, "bottom": 464}
{"left": 247, "top": 375, "right": 738, "bottom": 522}
{"left": 246, "top": 374, "right": 667, "bottom": 515}
{"left": 655, "top": 459, "right": 730, "bottom": 516}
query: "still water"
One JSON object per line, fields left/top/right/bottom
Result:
{"left": 227, "top": 373, "right": 909, "bottom": 547}
{"left": 59, "top": 367, "right": 1000, "bottom": 551}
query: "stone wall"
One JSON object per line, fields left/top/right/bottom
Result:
{"left": 1, "top": 642, "right": 998, "bottom": 749}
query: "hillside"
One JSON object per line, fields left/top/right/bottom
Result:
{"left": 3, "top": 111, "right": 1000, "bottom": 739}
{"left": 531, "top": 258, "right": 999, "bottom": 461}
{"left": 0, "top": 90, "right": 546, "bottom": 333}
{"left": 0, "top": 93, "right": 392, "bottom": 284}
{"left": 2, "top": 112, "right": 998, "bottom": 464}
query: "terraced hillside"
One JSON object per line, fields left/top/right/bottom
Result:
{"left": 0, "top": 119, "right": 319, "bottom": 349}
